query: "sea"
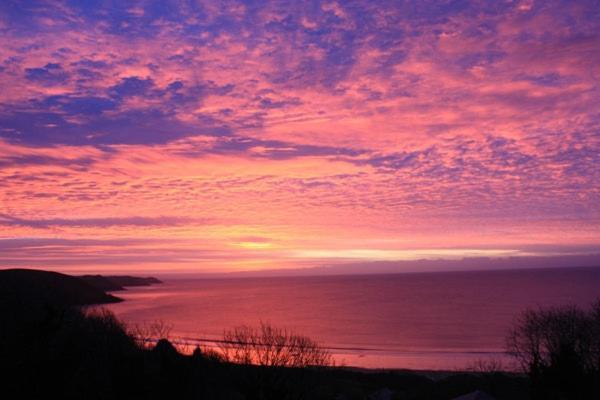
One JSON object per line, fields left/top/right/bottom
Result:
{"left": 104, "top": 266, "right": 600, "bottom": 371}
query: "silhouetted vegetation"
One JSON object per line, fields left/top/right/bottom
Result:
{"left": 129, "top": 319, "right": 174, "bottom": 349}
{"left": 1, "top": 268, "right": 531, "bottom": 399}
{"left": 220, "top": 322, "right": 333, "bottom": 367}
{"left": 507, "top": 299, "right": 600, "bottom": 399}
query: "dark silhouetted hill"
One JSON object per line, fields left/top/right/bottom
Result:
{"left": 0, "top": 269, "right": 122, "bottom": 308}
{"left": 80, "top": 274, "right": 162, "bottom": 291}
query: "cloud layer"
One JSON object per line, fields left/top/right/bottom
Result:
{"left": 0, "top": 0, "right": 599, "bottom": 271}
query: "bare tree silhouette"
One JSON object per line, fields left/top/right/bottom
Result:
{"left": 219, "top": 322, "right": 332, "bottom": 368}
{"left": 129, "top": 320, "right": 173, "bottom": 349}
{"left": 507, "top": 299, "right": 600, "bottom": 399}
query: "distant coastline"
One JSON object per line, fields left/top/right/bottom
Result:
{"left": 79, "top": 274, "right": 162, "bottom": 292}
{"left": 0, "top": 268, "right": 162, "bottom": 307}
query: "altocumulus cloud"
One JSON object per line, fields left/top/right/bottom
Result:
{"left": 0, "top": 214, "right": 201, "bottom": 229}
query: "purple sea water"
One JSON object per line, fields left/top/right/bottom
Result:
{"left": 105, "top": 266, "right": 600, "bottom": 370}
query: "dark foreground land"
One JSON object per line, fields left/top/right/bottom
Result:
{"left": 0, "top": 269, "right": 529, "bottom": 399}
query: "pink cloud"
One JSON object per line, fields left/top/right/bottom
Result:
{"left": 0, "top": 1, "right": 598, "bottom": 272}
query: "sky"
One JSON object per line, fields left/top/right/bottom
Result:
{"left": 0, "top": 0, "right": 599, "bottom": 274}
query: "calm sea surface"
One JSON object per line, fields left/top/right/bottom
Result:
{"left": 105, "top": 267, "right": 600, "bottom": 370}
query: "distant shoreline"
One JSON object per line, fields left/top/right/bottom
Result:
{"left": 136, "top": 262, "right": 600, "bottom": 280}
{"left": 79, "top": 274, "right": 163, "bottom": 292}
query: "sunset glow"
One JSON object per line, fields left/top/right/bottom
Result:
{"left": 1, "top": 0, "right": 598, "bottom": 273}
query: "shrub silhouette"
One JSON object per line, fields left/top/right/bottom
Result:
{"left": 507, "top": 299, "right": 600, "bottom": 399}
{"left": 216, "top": 322, "right": 333, "bottom": 399}
{"left": 129, "top": 319, "right": 173, "bottom": 349}
{"left": 219, "top": 322, "right": 333, "bottom": 368}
